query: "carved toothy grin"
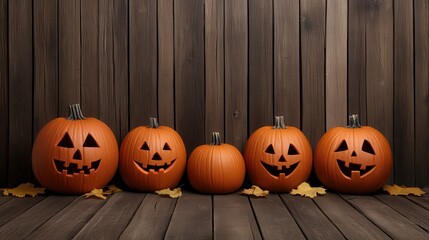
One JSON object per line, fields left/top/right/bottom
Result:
{"left": 337, "top": 159, "right": 375, "bottom": 178}
{"left": 134, "top": 159, "right": 176, "bottom": 173}
{"left": 261, "top": 161, "right": 300, "bottom": 177}
{"left": 54, "top": 159, "right": 101, "bottom": 175}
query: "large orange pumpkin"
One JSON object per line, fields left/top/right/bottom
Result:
{"left": 32, "top": 104, "right": 119, "bottom": 194}
{"left": 119, "top": 118, "right": 186, "bottom": 192}
{"left": 314, "top": 114, "right": 392, "bottom": 194}
{"left": 244, "top": 116, "right": 312, "bottom": 192}
{"left": 187, "top": 132, "right": 245, "bottom": 194}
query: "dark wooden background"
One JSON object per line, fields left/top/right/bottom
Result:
{"left": 0, "top": 0, "right": 428, "bottom": 188}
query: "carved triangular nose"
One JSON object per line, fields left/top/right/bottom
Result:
{"left": 351, "top": 151, "right": 357, "bottom": 157}
{"left": 279, "top": 155, "right": 286, "bottom": 162}
{"left": 152, "top": 152, "right": 162, "bottom": 161}
{"left": 73, "top": 149, "right": 82, "bottom": 160}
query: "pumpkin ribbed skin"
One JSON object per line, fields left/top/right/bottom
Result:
{"left": 187, "top": 132, "right": 245, "bottom": 194}
{"left": 119, "top": 118, "right": 186, "bottom": 192}
{"left": 314, "top": 114, "right": 392, "bottom": 194}
{"left": 32, "top": 104, "right": 118, "bottom": 194}
{"left": 244, "top": 116, "right": 312, "bottom": 193}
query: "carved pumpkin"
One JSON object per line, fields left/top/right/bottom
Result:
{"left": 187, "top": 132, "right": 245, "bottom": 194}
{"left": 244, "top": 116, "right": 312, "bottom": 192}
{"left": 119, "top": 118, "right": 186, "bottom": 192}
{"left": 314, "top": 114, "right": 392, "bottom": 194}
{"left": 32, "top": 104, "right": 118, "bottom": 194}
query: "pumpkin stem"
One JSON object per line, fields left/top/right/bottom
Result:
{"left": 67, "top": 104, "right": 85, "bottom": 120}
{"left": 273, "top": 116, "right": 287, "bottom": 129}
{"left": 149, "top": 117, "right": 160, "bottom": 128}
{"left": 347, "top": 114, "right": 361, "bottom": 128}
{"left": 211, "top": 132, "right": 222, "bottom": 145}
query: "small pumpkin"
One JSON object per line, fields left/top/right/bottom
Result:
{"left": 244, "top": 116, "right": 312, "bottom": 192}
{"left": 187, "top": 132, "right": 245, "bottom": 194}
{"left": 119, "top": 118, "right": 186, "bottom": 192}
{"left": 32, "top": 104, "right": 119, "bottom": 194}
{"left": 314, "top": 114, "right": 392, "bottom": 194}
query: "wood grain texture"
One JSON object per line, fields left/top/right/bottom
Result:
{"left": 393, "top": 0, "right": 414, "bottom": 185}
{"left": 205, "top": 0, "right": 225, "bottom": 142}
{"left": 213, "top": 194, "right": 262, "bottom": 240}
{"left": 348, "top": 0, "right": 367, "bottom": 124}
{"left": 0, "top": 0, "right": 8, "bottom": 186}
{"left": 8, "top": 0, "right": 33, "bottom": 186}
{"left": 0, "top": 196, "right": 45, "bottom": 226}
{"left": 406, "top": 194, "right": 429, "bottom": 211}
{"left": 300, "top": 0, "right": 326, "bottom": 149}
{"left": 248, "top": 0, "right": 273, "bottom": 134}
{"left": 58, "top": 0, "right": 81, "bottom": 115}
{"left": 250, "top": 194, "right": 305, "bottom": 239}
{"left": 326, "top": 0, "right": 347, "bottom": 130}
{"left": 164, "top": 192, "right": 212, "bottom": 239}
{"left": 225, "top": 0, "right": 248, "bottom": 152}
{"left": 129, "top": 0, "right": 158, "bottom": 129}
{"left": 174, "top": 0, "right": 205, "bottom": 152}
{"left": 414, "top": 0, "right": 429, "bottom": 187}
{"left": 273, "top": 0, "right": 300, "bottom": 128}
{"left": 158, "top": 0, "right": 175, "bottom": 128}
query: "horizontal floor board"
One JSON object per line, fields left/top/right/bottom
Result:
{"left": 0, "top": 196, "right": 45, "bottom": 226}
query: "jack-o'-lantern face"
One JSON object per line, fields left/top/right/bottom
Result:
{"left": 260, "top": 143, "right": 301, "bottom": 178}
{"left": 334, "top": 139, "right": 376, "bottom": 179}
{"left": 134, "top": 141, "right": 177, "bottom": 174}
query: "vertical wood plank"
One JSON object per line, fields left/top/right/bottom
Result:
{"left": 249, "top": 0, "right": 273, "bottom": 134}
{"left": 58, "top": 0, "right": 81, "bottom": 115}
{"left": 33, "top": 0, "right": 58, "bottom": 136}
{"left": 326, "top": 0, "right": 347, "bottom": 129}
{"left": 225, "top": 0, "right": 248, "bottom": 152}
{"left": 158, "top": 0, "right": 174, "bottom": 128}
{"left": 205, "top": 0, "right": 225, "bottom": 142}
{"left": 174, "top": 0, "right": 205, "bottom": 152}
{"left": 0, "top": 0, "right": 8, "bottom": 186}
{"left": 112, "top": 0, "right": 129, "bottom": 141}
{"left": 414, "top": 0, "right": 429, "bottom": 187}
{"left": 300, "top": 0, "right": 326, "bottom": 148}
{"left": 393, "top": 0, "right": 414, "bottom": 185}
{"left": 8, "top": 0, "right": 33, "bottom": 186}
{"left": 81, "top": 0, "right": 99, "bottom": 117}
{"left": 348, "top": 0, "right": 367, "bottom": 124}
{"left": 273, "top": 0, "right": 300, "bottom": 128}
{"left": 129, "top": 0, "right": 158, "bottom": 129}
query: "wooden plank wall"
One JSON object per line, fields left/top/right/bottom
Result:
{"left": 0, "top": 0, "right": 428, "bottom": 187}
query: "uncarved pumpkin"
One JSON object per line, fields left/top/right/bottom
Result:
{"left": 32, "top": 104, "right": 118, "bottom": 194}
{"left": 244, "top": 116, "right": 312, "bottom": 192}
{"left": 119, "top": 118, "right": 186, "bottom": 192}
{"left": 187, "top": 132, "right": 245, "bottom": 194}
{"left": 314, "top": 114, "right": 392, "bottom": 194}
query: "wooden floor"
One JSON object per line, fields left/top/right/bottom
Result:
{"left": 0, "top": 188, "right": 428, "bottom": 239}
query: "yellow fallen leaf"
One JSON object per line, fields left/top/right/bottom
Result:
{"left": 104, "top": 185, "right": 122, "bottom": 195}
{"left": 155, "top": 188, "right": 182, "bottom": 198}
{"left": 1, "top": 183, "right": 45, "bottom": 198}
{"left": 383, "top": 185, "right": 426, "bottom": 196}
{"left": 241, "top": 185, "right": 269, "bottom": 197}
{"left": 290, "top": 182, "right": 326, "bottom": 198}
{"left": 83, "top": 189, "right": 107, "bottom": 200}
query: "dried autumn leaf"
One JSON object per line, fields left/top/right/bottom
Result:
{"left": 383, "top": 185, "right": 426, "bottom": 196}
{"left": 290, "top": 182, "right": 326, "bottom": 198}
{"left": 1, "top": 183, "right": 45, "bottom": 198}
{"left": 83, "top": 189, "right": 107, "bottom": 200}
{"left": 104, "top": 185, "right": 122, "bottom": 195}
{"left": 241, "top": 185, "right": 269, "bottom": 197}
{"left": 155, "top": 188, "right": 182, "bottom": 198}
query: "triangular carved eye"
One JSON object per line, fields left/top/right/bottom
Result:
{"left": 163, "top": 143, "right": 171, "bottom": 151}
{"left": 57, "top": 133, "right": 74, "bottom": 148}
{"left": 335, "top": 140, "right": 348, "bottom": 152}
{"left": 141, "top": 142, "right": 150, "bottom": 151}
{"left": 265, "top": 144, "right": 275, "bottom": 154}
{"left": 83, "top": 134, "right": 99, "bottom": 147}
{"left": 287, "top": 144, "right": 299, "bottom": 155}
{"left": 362, "top": 140, "right": 375, "bottom": 155}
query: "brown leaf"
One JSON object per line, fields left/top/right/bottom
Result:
{"left": 241, "top": 185, "right": 269, "bottom": 197}
{"left": 383, "top": 185, "right": 426, "bottom": 196}
{"left": 155, "top": 188, "right": 182, "bottom": 198}
{"left": 1, "top": 183, "right": 45, "bottom": 198}
{"left": 104, "top": 185, "right": 123, "bottom": 195}
{"left": 83, "top": 189, "right": 107, "bottom": 200}
{"left": 290, "top": 182, "right": 326, "bottom": 198}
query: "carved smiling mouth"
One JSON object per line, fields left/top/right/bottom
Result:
{"left": 54, "top": 159, "right": 101, "bottom": 175}
{"left": 134, "top": 159, "right": 176, "bottom": 173}
{"left": 261, "top": 161, "right": 300, "bottom": 177}
{"left": 337, "top": 159, "right": 375, "bottom": 178}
